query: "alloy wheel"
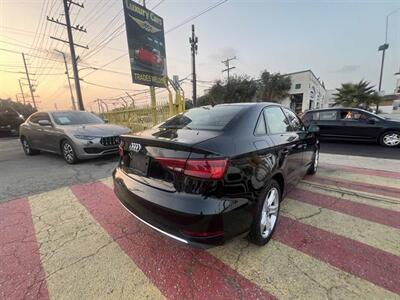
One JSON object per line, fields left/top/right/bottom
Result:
{"left": 260, "top": 187, "right": 279, "bottom": 238}
{"left": 383, "top": 133, "right": 400, "bottom": 147}
{"left": 63, "top": 142, "right": 75, "bottom": 163}
{"left": 314, "top": 148, "right": 319, "bottom": 172}
{"left": 22, "top": 138, "right": 31, "bottom": 154}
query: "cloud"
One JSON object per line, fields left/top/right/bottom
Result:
{"left": 333, "top": 65, "right": 361, "bottom": 73}
{"left": 208, "top": 47, "right": 239, "bottom": 62}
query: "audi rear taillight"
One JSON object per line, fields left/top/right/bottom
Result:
{"left": 184, "top": 159, "right": 228, "bottom": 179}
{"left": 155, "top": 157, "right": 186, "bottom": 172}
{"left": 155, "top": 157, "right": 228, "bottom": 180}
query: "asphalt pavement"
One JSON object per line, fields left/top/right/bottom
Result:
{"left": 0, "top": 137, "right": 119, "bottom": 202}
{"left": 0, "top": 136, "right": 398, "bottom": 202}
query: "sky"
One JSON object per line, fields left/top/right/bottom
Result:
{"left": 0, "top": 0, "right": 399, "bottom": 111}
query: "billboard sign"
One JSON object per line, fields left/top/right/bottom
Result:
{"left": 123, "top": 0, "right": 167, "bottom": 87}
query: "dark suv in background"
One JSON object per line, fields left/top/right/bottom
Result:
{"left": 302, "top": 108, "right": 400, "bottom": 147}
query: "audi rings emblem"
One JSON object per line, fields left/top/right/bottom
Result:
{"left": 129, "top": 142, "right": 142, "bottom": 153}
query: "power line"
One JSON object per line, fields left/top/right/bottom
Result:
{"left": 81, "top": 0, "right": 228, "bottom": 79}
{"left": 165, "top": 0, "right": 228, "bottom": 33}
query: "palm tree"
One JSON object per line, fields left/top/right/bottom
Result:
{"left": 333, "top": 80, "right": 380, "bottom": 109}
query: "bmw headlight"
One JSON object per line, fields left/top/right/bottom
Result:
{"left": 74, "top": 135, "right": 97, "bottom": 140}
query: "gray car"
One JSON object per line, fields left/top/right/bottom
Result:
{"left": 19, "top": 110, "right": 130, "bottom": 164}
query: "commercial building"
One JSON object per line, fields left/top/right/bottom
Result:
{"left": 281, "top": 70, "right": 327, "bottom": 114}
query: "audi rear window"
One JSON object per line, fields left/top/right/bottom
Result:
{"left": 159, "top": 105, "right": 245, "bottom": 130}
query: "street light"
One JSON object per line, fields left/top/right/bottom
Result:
{"left": 377, "top": 7, "right": 400, "bottom": 112}
{"left": 378, "top": 7, "right": 400, "bottom": 89}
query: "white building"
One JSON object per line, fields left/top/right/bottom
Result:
{"left": 281, "top": 70, "right": 327, "bottom": 114}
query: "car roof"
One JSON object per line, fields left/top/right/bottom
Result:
{"left": 211, "top": 102, "right": 288, "bottom": 109}
{"left": 305, "top": 107, "right": 371, "bottom": 113}
{"left": 36, "top": 110, "right": 90, "bottom": 114}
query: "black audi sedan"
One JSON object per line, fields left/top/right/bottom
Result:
{"left": 113, "top": 103, "right": 319, "bottom": 247}
{"left": 302, "top": 108, "right": 400, "bottom": 147}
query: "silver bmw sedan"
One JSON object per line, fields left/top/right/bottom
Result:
{"left": 19, "top": 110, "right": 130, "bottom": 164}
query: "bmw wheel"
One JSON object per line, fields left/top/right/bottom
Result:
{"left": 249, "top": 179, "right": 281, "bottom": 246}
{"left": 380, "top": 131, "right": 400, "bottom": 147}
{"left": 21, "top": 137, "right": 39, "bottom": 155}
{"left": 62, "top": 140, "right": 78, "bottom": 164}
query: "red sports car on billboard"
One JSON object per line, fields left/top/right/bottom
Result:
{"left": 134, "top": 47, "right": 164, "bottom": 70}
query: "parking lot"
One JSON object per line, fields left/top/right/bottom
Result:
{"left": 1, "top": 137, "right": 400, "bottom": 299}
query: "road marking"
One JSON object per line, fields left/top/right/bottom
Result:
{"left": 316, "top": 168, "right": 400, "bottom": 190}
{"left": 0, "top": 198, "right": 49, "bottom": 300}
{"left": 305, "top": 175, "right": 400, "bottom": 200}
{"left": 209, "top": 239, "right": 398, "bottom": 299}
{"left": 100, "top": 177, "right": 113, "bottom": 189}
{"left": 321, "top": 163, "right": 400, "bottom": 179}
{"left": 298, "top": 182, "right": 400, "bottom": 211}
{"left": 288, "top": 187, "right": 400, "bottom": 229}
{"left": 71, "top": 182, "right": 275, "bottom": 300}
{"left": 281, "top": 198, "right": 400, "bottom": 256}
{"left": 275, "top": 216, "right": 400, "bottom": 294}
{"left": 29, "top": 187, "right": 164, "bottom": 299}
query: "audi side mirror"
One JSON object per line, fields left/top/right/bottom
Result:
{"left": 38, "top": 120, "right": 52, "bottom": 126}
{"left": 367, "top": 118, "right": 377, "bottom": 124}
{"left": 308, "top": 124, "right": 320, "bottom": 133}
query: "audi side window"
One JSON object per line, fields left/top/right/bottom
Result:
{"left": 283, "top": 108, "right": 303, "bottom": 131}
{"left": 254, "top": 111, "right": 267, "bottom": 135}
{"left": 264, "top": 107, "right": 290, "bottom": 135}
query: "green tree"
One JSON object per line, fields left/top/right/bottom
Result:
{"left": 333, "top": 80, "right": 381, "bottom": 109}
{"left": 197, "top": 75, "right": 257, "bottom": 106}
{"left": 256, "top": 70, "right": 292, "bottom": 102}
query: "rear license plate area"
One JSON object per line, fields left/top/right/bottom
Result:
{"left": 129, "top": 152, "right": 150, "bottom": 176}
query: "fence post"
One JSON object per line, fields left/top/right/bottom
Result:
{"left": 150, "top": 86, "right": 157, "bottom": 125}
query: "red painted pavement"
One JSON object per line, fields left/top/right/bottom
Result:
{"left": 321, "top": 163, "right": 400, "bottom": 180}
{"left": 289, "top": 188, "right": 400, "bottom": 229}
{"left": 71, "top": 182, "right": 275, "bottom": 300}
{"left": 306, "top": 175, "right": 400, "bottom": 199}
{"left": 275, "top": 216, "right": 400, "bottom": 295}
{"left": 0, "top": 199, "right": 49, "bottom": 300}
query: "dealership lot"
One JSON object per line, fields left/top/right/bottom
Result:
{"left": 1, "top": 137, "right": 400, "bottom": 299}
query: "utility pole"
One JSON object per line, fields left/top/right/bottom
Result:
{"left": 189, "top": 24, "right": 198, "bottom": 107}
{"left": 55, "top": 49, "right": 76, "bottom": 110}
{"left": 221, "top": 56, "right": 237, "bottom": 82}
{"left": 18, "top": 79, "right": 26, "bottom": 105}
{"left": 47, "top": 0, "right": 88, "bottom": 111}
{"left": 22, "top": 53, "right": 37, "bottom": 110}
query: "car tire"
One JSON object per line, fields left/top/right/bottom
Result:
{"left": 379, "top": 131, "right": 400, "bottom": 147}
{"left": 307, "top": 147, "right": 319, "bottom": 175}
{"left": 249, "top": 179, "right": 281, "bottom": 246}
{"left": 61, "top": 140, "right": 78, "bottom": 164}
{"left": 21, "top": 137, "right": 40, "bottom": 155}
